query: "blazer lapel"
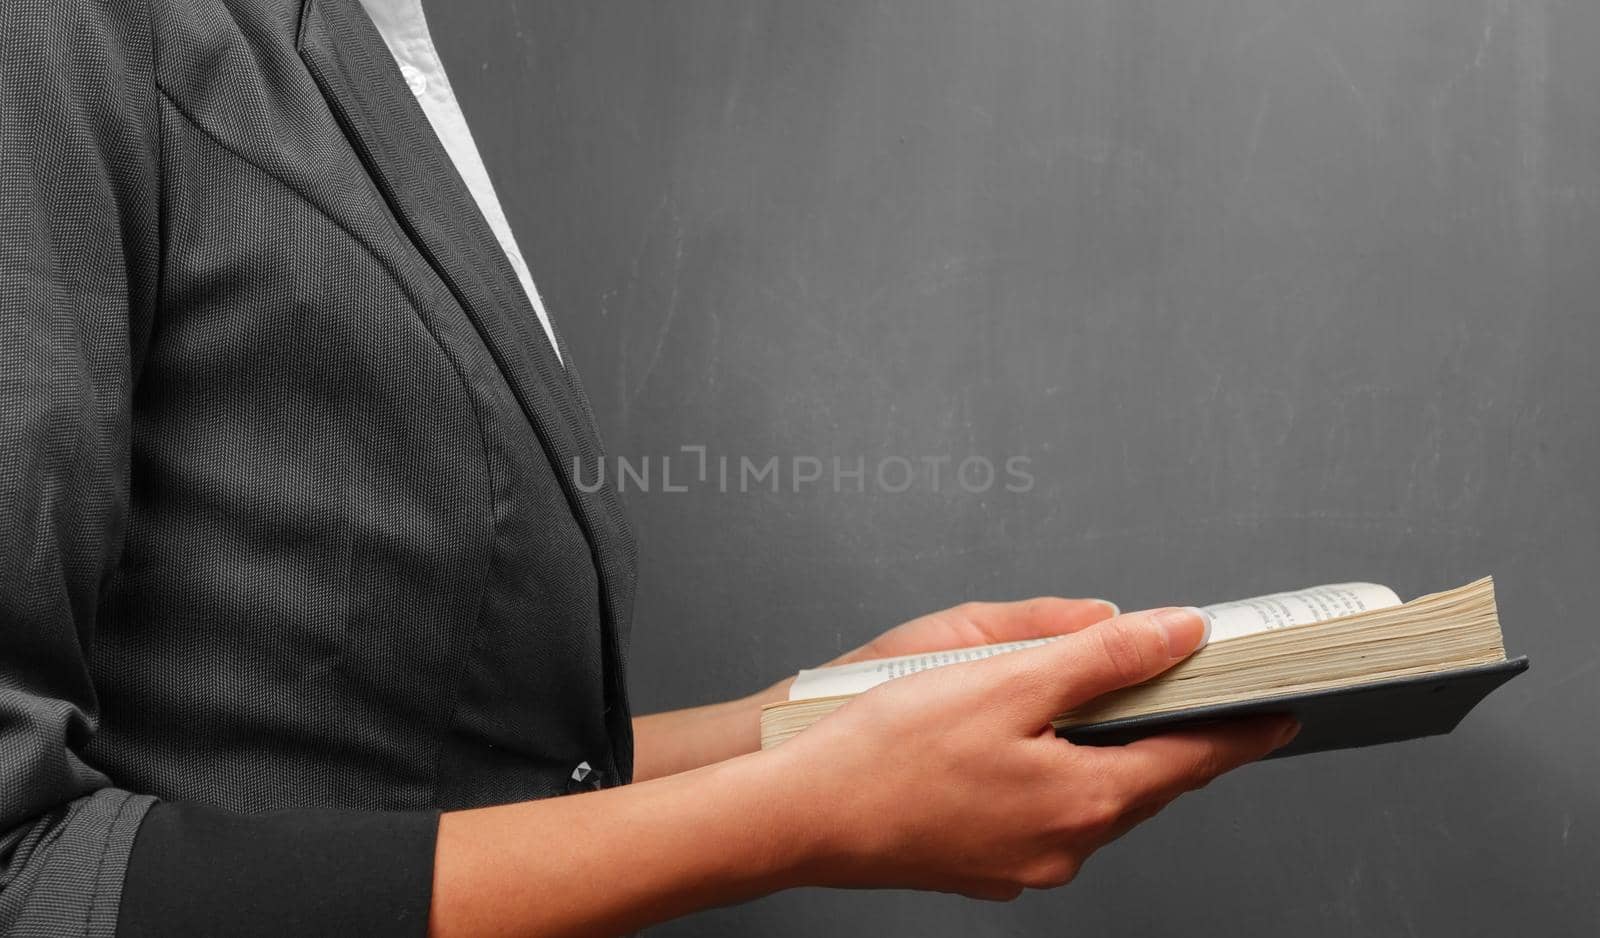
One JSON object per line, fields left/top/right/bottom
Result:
{"left": 296, "top": 0, "right": 636, "bottom": 775}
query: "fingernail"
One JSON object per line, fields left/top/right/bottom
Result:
{"left": 1152, "top": 606, "right": 1212, "bottom": 658}
{"left": 1277, "top": 719, "right": 1302, "bottom": 748}
{"left": 1185, "top": 607, "right": 1213, "bottom": 649}
{"left": 1094, "top": 599, "right": 1121, "bottom": 617}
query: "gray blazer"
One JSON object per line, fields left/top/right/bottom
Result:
{"left": 0, "top": 1, "right": 637, "bottom": 934}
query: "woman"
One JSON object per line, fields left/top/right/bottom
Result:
{"left": 0, "top": 0, "right": 1294, "bottom": 934}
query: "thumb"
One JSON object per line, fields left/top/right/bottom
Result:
{"left": 998, "top": 606, "right": 1212, "bottom": 721}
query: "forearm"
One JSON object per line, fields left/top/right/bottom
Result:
{"left": 430, "top": 749, "right": 815, "bottom": 938}
{"left": 630, "top": 678, "right": 794, "bottom": 781}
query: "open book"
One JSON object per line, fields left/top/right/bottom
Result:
{"left": 760, "top": 578, "right": 1527, "bottom": 756}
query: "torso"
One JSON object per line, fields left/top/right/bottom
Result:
{"left": 84, "top": 0, "right": 637, "bottom": 812}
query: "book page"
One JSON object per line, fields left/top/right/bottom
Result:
{"left": 788, "top": 638, "right": 1059, "bottom": 700}
{"left": 786, "top": 582, "right": 1403, "bottom": 701}
{"left": 1203, "top": 582, "right": 1400, "bottom": 642}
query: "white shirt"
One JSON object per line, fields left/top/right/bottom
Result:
{"left": 358, "top": 0, "right": 563, "bottom": 365}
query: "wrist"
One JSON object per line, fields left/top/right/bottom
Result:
{"left": 736, "top": 741, "right": 857, "bottom": 892}
{"left": 697, "top": 744, "right": 834, "bottom": 893}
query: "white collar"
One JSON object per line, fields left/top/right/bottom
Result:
{"left": 357, "top": 0, "right": 564, "bottom": 365}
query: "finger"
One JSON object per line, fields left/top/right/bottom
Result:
{"left": 951, "top": 596, "right": 1122, "bottom": 644}
{"left": 1097, "top": 716, "right": 1299, "bottom": 804}
{"left": 992, "top": 606, "right": 1213, "bottom": 720}
{"left": 838, "top": 596, "right": 1118, "bottom": 664}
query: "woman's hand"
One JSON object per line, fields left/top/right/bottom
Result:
{"left": 631, "top": 596, "right": 1121, "bottom": 780}
{"left": 765, "top": 605, "right": 1296, "bottom": 899}
{"left": 822, "top": 595, "right": 1121, "bottom": 668}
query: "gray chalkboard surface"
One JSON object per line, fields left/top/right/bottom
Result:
{"left": 431, "top": 1, "right": 1596, "bottom": 934}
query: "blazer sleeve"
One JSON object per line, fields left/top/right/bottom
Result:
{"left": 2, "top": 3, "right": 436, "bottom": 935}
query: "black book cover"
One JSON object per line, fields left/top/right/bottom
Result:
{"left": 1062, "top": 657, "right": 1529, "bottom": 757}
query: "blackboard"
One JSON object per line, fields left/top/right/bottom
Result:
{"left": 433, "top": 1, "right": 1598, "bottom": 933}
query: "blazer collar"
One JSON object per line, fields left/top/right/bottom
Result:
{"left": 296, "top": 0, "right": 586, "bottom": 440}
{"left": 296, "top": 0, "right": 637, "bottom": 772}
